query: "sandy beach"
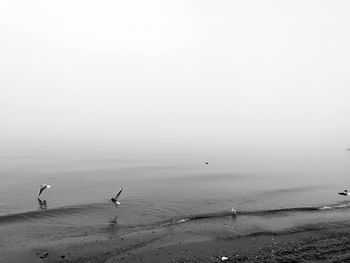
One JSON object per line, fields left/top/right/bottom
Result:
{"left": 3, "top": 222, "right": 350, "bottom": 263}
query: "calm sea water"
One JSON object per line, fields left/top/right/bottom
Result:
{"left": 0, "top": 147, "right": 349, "bottom": 254}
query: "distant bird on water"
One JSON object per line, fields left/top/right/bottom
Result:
{"left": 109, "top": 188, "right": 123, "bottom": 206}
{"left": 338, "top": 190, "right": 349, "bottom": 196}
{"left": 37, "top": 184, "right": 51, "bottom": 196}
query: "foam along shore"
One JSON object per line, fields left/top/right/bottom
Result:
{"left": 3, "top": 221, "right": 350, "bottom": 263}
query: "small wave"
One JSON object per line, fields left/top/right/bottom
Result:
{"left": 0, "top": 203, "right": 104, "bottom": 224}
{"left": 171, "top": 207, "right": 318, "bottom": 224}
{"left": 319, "top": 200, "right": 350, "bottom": 210}
{"left": 319, "top": 206, "right": 332, "bottom": 210}
{"left": 163, "top": 201, "right": 350, "bottom": 227}
{"left": 2, "top": 201, "right": 350, "bottom": 226}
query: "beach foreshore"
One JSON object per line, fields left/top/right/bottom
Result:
{"left": 3, "top": 224, "right": 350, "bottom": 263}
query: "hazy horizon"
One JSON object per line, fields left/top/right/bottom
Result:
{"left": 1, "top": 0, "right": 349, "bottom": 152}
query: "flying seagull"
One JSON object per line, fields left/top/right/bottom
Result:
{"left": 338, "top": 190, "right": 349, "bottom": 196}
{"left": 109, "top": 188, "right": 123, "bottom": 206}
{"left": 37, "top": 184, "right": 51, "bottom": 196}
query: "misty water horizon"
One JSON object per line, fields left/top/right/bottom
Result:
{"left": 1, "top": 142, "right": 349, "bottom": 254}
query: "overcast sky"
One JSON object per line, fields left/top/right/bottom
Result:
{"left": 1, "top": 0, "right": 349, "bottom": 151}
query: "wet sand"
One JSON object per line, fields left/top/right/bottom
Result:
{"left": 4, "top": 225, "right": 350, "bottom": 263}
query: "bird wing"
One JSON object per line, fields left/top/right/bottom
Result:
{"left": 37, "top": 186, "right": 46, "bottom": 196}
{"left": 114, "top": 188, "right": 123, "bottom": 200}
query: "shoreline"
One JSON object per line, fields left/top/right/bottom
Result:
{"left": 4, "top": 224, "right": 350, "bottom": 263}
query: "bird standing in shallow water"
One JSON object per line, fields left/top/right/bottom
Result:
{"left": 37, "top": 184, "right": 51, "bottom": 196}
{"left": 231, "top": 208, "right": 237, "bottom": 216}
{"left": 109, "top": 188, "right": 123, "bottom": 207}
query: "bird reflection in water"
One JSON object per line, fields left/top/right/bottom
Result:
{"left": 37, "top": 198, "right": 48, "bottom": 210}
{"left": 109, "top": 215, "right": 118, "bottom": 226}
{"left": 107, "top": 215, "right": 120, "bottom": 234}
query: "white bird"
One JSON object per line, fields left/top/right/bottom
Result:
{"left": 231, "top": 208, "right": 237, "bottom": 216}
{"left": 37, "top": 184, "right": 51, "bottom": 196}
{"left": 338, "top": 190, "right": 349, "bottom": 196}
{"left": 109, "top": 188, "right": 123, "bottom": 206}
{"left": 221, "top": 256, "right": 229, "bottom": 262}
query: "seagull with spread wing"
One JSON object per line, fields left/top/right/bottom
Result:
{"left": 338, "top": 190, "right": 349, "bottom": 196}
{"left": 37, "top": 184, "right": 51, "bottom": 196}
{"left": 109, "top": 188, "right": 123, "bottom": 207}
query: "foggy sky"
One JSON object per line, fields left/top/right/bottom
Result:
{"left": 1, "top": 0, "right": 349, "bottom": 150}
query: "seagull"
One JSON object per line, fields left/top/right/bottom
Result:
{"left": 37, "top": 184, "right": 51, "bottom": 196}
{"left": 338, "top": 190, "right": 349, "bottom": 196}
{"left": 231, "top": 208, "right": 238, "bottom": 216}
{"left": 109, "top": 188, "right": 123, "bottom": 206}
